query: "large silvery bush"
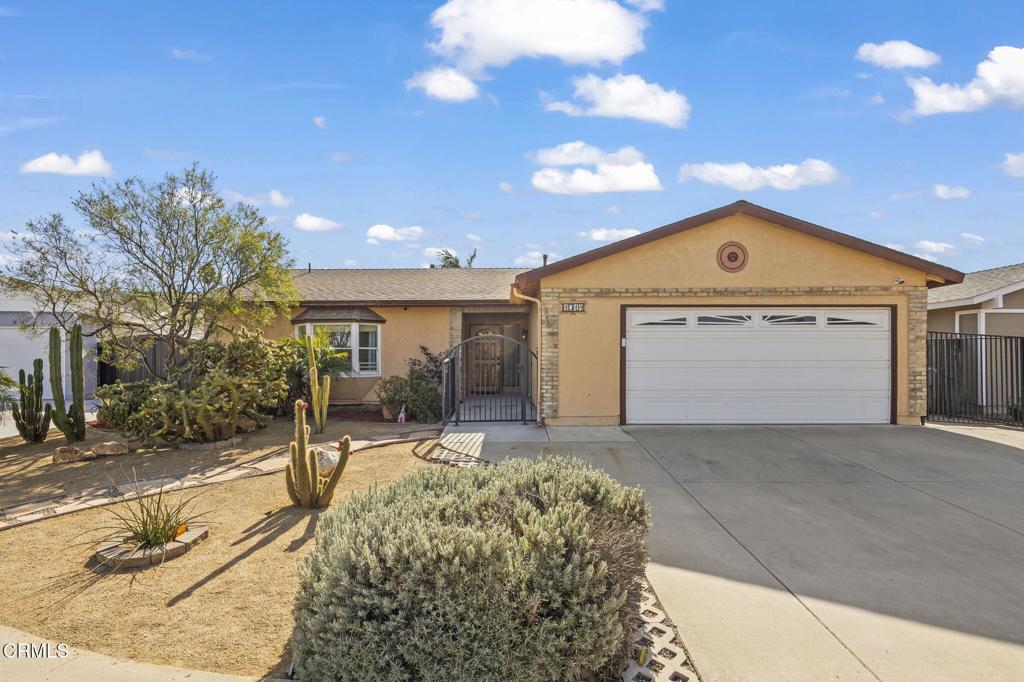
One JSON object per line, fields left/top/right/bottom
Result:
{"left": 292, "top": 457, "right": 651, "bottom": 682}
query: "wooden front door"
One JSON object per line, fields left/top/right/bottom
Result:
{"left": 468, "top": 325, "right": 502, "bottom": 394}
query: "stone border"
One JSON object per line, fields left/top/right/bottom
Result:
{"left": 95, "top": 525, "right": 209, "bottom": 569}
{"left": 0, "top": 428, "right": 442, "bottom": 531}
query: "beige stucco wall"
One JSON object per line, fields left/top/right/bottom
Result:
{"left": 1004, "top": 289, "right": 1024, "bottom": 308}
{"left": 536, "top": 214, "right": 932, "bottom": 426}
{"left": 263, "top": 305, "right": 451, "bottom": 403}
{"left": 927, "top": 305, "right": 969, "bottom": 333}
{"left": 985, "top": 312, "right": 1024, "bottom": 336}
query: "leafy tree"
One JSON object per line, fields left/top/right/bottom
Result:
{"left": 436, "top": 248, "right": 476, "bottom": 268}
{"left": 0, "top": 165, "right": 297, "bottom": 379}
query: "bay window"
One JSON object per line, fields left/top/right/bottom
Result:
{"left": 296, "top": 322, "right": 381, "bottom": 376}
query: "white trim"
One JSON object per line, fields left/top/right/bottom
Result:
{"left": 928, "top": 278, "right": 1024, "bottom": 310}
{"left": 294, "top": 322, "right": 382, "bottom": 377}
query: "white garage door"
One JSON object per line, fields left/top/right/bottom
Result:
{"left": 625, "top": 308, "right": 891, "bottom": 424}
{"left": 0, "top": 326, "right": 53, "bottom": 399}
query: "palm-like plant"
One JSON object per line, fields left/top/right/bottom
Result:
{"left": 437, "top": 248, "right": 476, "bottom": 268}
{"left": 0, "top": 367, "right": 16, "bottom": 425}
{"left": 284, "top": 328, "right": 351, "bottom": 406}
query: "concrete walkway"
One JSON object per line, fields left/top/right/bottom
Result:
{"left": 479, "top": 423, "right": 1024, "bottom": 682}
{"left": 0, "top": 624, "right": 279, "bottom": 681}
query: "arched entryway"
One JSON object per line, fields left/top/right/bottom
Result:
{"left": 442, "top": 333, "right": 537, "bottom": 424}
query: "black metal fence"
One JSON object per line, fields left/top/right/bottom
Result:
{"left": 442, "top": 334, "right": 537, "bottom": 424}
{"left": 927, "top": 332, "right": 1024, "bottom": 427}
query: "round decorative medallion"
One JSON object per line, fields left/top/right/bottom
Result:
{"left": 717, "top": 241, "right": 748, "bottom": 272}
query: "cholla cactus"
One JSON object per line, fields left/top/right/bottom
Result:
{"left": 286, "top": 399, "right": 350, "bottom": 508}
{"left": 305, "top": 335, "right": 330, "bottom": 433}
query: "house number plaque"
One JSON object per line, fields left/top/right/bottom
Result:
{"left": 561, "top": 302, "right": 586, "bottom": 314}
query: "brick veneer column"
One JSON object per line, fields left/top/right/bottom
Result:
{"left": 539, "top": 290, "right": 560, "bottom": 421}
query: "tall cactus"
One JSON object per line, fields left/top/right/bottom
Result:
{"left": 49, "top": 324, "right": 87, "bottom": 442}
{"left": 305, "top": 334, "right": 330, "bottom": 434}
{"left": 285, "top": 399, "right": 350, "bottom": 508}
{"left": 12, "top": 359, "right": 52, "bottom": 443}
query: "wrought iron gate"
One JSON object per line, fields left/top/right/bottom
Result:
{"left": 927, "top": 332, "right": 1024, "bottom": 427}
{"left": 442, "top": 334, "right": 537, "bottom": 424}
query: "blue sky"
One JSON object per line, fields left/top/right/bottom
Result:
{"left": 1, "top": 0, "right": 1022, "bottom": 272}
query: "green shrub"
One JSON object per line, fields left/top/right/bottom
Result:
{"left": 375, "top": 347, "right": 444, "bottom": 423}
{"left": 96, "top": 328, "right": 295, "bottom": 444}
{"left": 292, "top": 457, "right": 651, "bottom": 682}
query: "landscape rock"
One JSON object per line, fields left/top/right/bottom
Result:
{"left": 236, "top": 415, "right": 259, "bottom": 433}
{"left": 91, "top": 441, "right": 131, "bottom": 457}
{"left": 52, "top": 446, "right": 95, "bottom": 464}
{"left": 315, "top": 447, "right": 340, "bottom": 477}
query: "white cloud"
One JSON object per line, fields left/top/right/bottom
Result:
{"left": 466, "top": 233, "right": 481, "bottom": 242}
{"left": 533, "top": 140, "right": 644, "bottom": 167}
{"left": 366, "top": 224, "right": 424, "bottom": 242}
{"left": 423, "top": 246, "right": 456, "bottom": 259}
{"left": 914, "top": 240, "right": 955, "bottom": 254}
{"left": 312, "top": 116, "right": 327, "bottom": 129}
{"left": 344, "top": 258, "right": 358, "bottom": 267}
{"left": 855, "top": 40, "right": 940, "bottom": 69}
{"left": 498, "top": 181, "right": 513, "bottom": 193}
{"left": 267, "top": 189, "right": 293, "bottom": 208}
{"left": 428, "top": 0, "right": 649, "bottom": 75}
{"left": 407, "top": 67, "right": 480, "bottom": 102}
{"left": 20, "top": 149, "right": 111, "bottom": 176}
{"left": 1001, "top": 152, "right": 1024, "bottom": 177}
{"left": 913, "top": 252, "right": 939, "bottom": 262}
{"left": 226, "top": 188, "right": 294, "bottom": 208}
{"left": 545, "top": 73, "right": 689, "bottom": 128}
{"left": 293, "top": 213, "right": 341, "bottom": 231}
{"left": 961, "top": 232, "right": 985, "bottom": 244}
{"left": 868, "top": 211, "right": 885, "bottom": 220}
{"left": 933, "top": 183, "right": 970, "bottom": 199}
{"left": 170, "top": 48, "right": 211, "bottom": 62}
{"left": 605, "top": 204, "right": 620, "bottom": 214}
{"left": 907, "top": 46, "right": 1024, "bottom": 116}
{"left": 678, "top": 158, "right": 841, "bottom": 191}
{"left": 885, "top": 243, "right": 906, "bottom": 252}
{"left": 530, "top": 141, "right": 661, "bottom": 195}
{"left": 868, "top": 93, "right": 885, "bottom": 105}
{"left": 576, "top": 227, "right": 641, "bottom": 241}
{"left": 626, "top": 0, "right": 664, "bottom": 9}
{"left": 514, "top": 251, "right": 561, "bottom": 267}
{"left": 329, "top": 151, "right": 352, "bottom": 163}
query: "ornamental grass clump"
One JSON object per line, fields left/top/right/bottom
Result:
{"left": 96, "top": 473, "right": 207, "bottom": 550}
{"left": 292, "top": 457, "right": 651, "bottom": 682}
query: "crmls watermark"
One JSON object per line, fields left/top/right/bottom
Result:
{"left": 1, "top": 641, "right": 70, "bottom": 659}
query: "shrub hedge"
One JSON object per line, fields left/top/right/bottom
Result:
{"left": 292, "top": 457, "right": 651, "bottom": 682}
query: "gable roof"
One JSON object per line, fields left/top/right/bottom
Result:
{"left": 514, "top": 200, "right": 964, "bottom": 291}
{"left": 291, "top": 267, "right": 525, "bottom": 305}
{"left": 928, "top": 262, "right": 1024, "bottom": 307}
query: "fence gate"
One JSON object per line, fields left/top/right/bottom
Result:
{"left": 927, "top": 332, "right": 1024, "bottom": 427}
{"left": 442, "top": 334, "right": 537, "bottom": 424}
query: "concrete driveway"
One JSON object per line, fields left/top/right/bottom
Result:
{"left": 482, "top": 424, "right": 1024, "bottom": 682}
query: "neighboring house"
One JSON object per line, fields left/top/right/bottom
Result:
{"left": 927, "top": 262, "right": 1024, "bottom": 336}
{"left": 264, "top": 200, "right": 963, "bottom": 427}
{"left": 0, "top": 294, "right": 99, "bottom": 401}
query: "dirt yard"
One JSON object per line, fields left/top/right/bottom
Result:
{"left": 0, "top": 416, "right": 437, "bottom": 511}
{"left": 0, "top": 442, "right": 429, "bottom": 678}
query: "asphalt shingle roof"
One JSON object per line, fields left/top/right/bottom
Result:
{"left": 290, "top": 268, "right": 525, "bottom": 304}
{"left": 929, "top": 262, "right": 1024, "bottom": 304}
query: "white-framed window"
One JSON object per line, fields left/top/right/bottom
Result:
{"left": 295, "top": 322, "right": 382, "bottom": 376}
